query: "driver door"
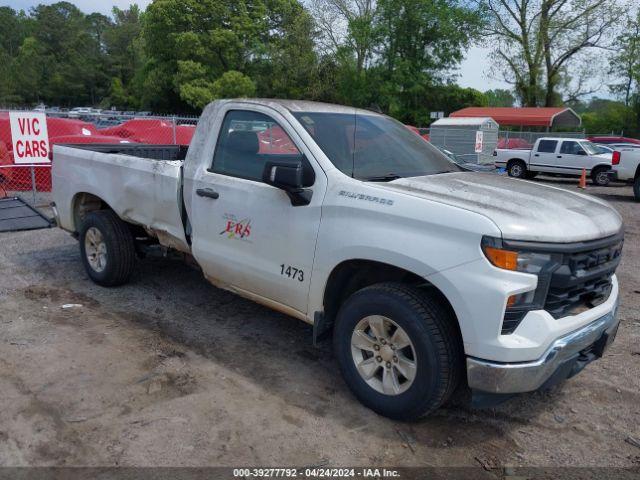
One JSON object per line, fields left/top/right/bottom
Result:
{"left": 189, "top": 107, "right": 326, "bottom": 316}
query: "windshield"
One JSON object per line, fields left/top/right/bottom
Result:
{"left": 293, "top": 112, "right": 460, "bottom": 180}
{"left": 580, "top": 141, "right": 600, "bottom": 155}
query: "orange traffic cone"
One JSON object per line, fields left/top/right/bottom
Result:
{"left": 578, "top": 169, "right": 587, "bottom": 189}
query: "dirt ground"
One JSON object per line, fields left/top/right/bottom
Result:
{"left": 0, "top": 177, "right": 639, "bottom": 471}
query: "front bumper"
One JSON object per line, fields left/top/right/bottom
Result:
{"left": 466, "top": 303, "right": 620, "bottom": 395}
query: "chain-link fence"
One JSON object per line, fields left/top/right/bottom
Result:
{"left": 0, "top": 109, "right": 198, "bottom": 206}
{"left": 1, "top": 106, "right": 623, "bottom": 206}
{"left": 496, "top": 130, "right": 587, "bottom": 150}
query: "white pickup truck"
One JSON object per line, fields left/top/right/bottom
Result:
{"left": 494, "top": 137, "right": 614, "bottom": 186}
{"left": 610, "top": 147, "right": 640, "bottom": 201}
{"left": 52, "top": 99, "right": 623, "bottom": 420}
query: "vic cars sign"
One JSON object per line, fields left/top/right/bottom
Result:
{"left": 9, "top": 111, "right": 50, "bottom": 164}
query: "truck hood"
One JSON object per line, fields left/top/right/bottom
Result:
{"left": 379, "top": 172, "right": 622, "bottom": 242}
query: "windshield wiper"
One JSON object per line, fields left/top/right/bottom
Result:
{"left": 363, "top": 173, "right": 402, "bottom": 182}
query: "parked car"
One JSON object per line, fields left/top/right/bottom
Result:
{"left": 494, "top": 137, "right": 614, "bottom": 185}
{"left": 609, "top": 148, "right": 640, "bottom": 201}
{"left": 496, "top": 137, "right": 532, "bottom": 150}
{"left": 93, "top": 118, "right": 122, "bottom": 129}
{"left": 607, "top": 143, "right": 640, "bottom": 150}
{"left": 68, "top": 107, "right": 92, "bottom": 118}
{"left": 587, "top": 136, "right": 640, "bottom": 146}
{"left": 51, "top": 99, "right": 622, "bottom": 420}
{"left": 405, "top": 125, "right": 430, "bottom": 142}
{"left": 594, "top": 144, "right": 615, "bottom": 154}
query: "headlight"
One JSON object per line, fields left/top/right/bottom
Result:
{"left": 481, "top": 237, "right": 555, "bottom": 274}
{"left": 481, "top": 236, "right": 562, "bottom": 334}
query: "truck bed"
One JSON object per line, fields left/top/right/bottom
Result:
{"left": 52, "top": 144, "right": 190, "bottom": 252}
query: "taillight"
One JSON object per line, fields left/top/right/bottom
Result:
{"left": 612, "top": 150, "right": 620, "bottom": 165}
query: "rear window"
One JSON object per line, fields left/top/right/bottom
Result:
{"left": 537, "top": 140, "right": 558, "bottom": 153}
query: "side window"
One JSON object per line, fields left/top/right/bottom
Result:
{"left": 537, "top": 140, "right": 558, "bottom": 153}
{"left": 211, "top": 110, "right": 304, "bottom": 182}
{"left": 560, "top": 141, "right": 584, "bottom": 155}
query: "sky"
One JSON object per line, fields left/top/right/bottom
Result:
{"left": 0, "top": 0, "right": 602, "bottom": 96}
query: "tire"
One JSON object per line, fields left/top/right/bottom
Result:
{"left": 592, "top": 167, "right": 611, "bottom": 187}
{"left": 634, "top": 176, "right": 640, "bottom": 202}
{"left": 507, "top": 160, "right": 527, "bottom": 178}
{"left": 333, "top": 283, "right": 463, "bottom": 420}
{"left": 79, "top": 210, "right": 135, "bottom": 286}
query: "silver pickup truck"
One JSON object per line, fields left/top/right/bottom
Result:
{"left": 52, "top": 99, "right": 623, "bottom": 419}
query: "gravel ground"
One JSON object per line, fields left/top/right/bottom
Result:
{"left": 0, "top": 177, "right": 639, "bottom": 471}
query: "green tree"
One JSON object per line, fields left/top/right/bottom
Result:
{"left": 485, "top": 88, "right": 515, "bottom": 107}
{"left": 581, "top": 99, "right": 638, "bottom": 136}
{"left": 310, "top": 0, "right": 483, "bottom": 124}
{"left": 481, "top": 0, "right": 622, "bottom": 107}
{"left": 27, "top": 2, "right": 112, "bottom": 105}
{"left": 10, "top": 36, "right": 47, "bottom": 104}
{"left": 0, "top": 7, "right": 32, "bottom": 104}
{"left": 141, "top": 0, "right": 318, "bottom": 112}
{"left": 104, "top": 5, "right": 144, "bottom": 91}
{"left": 608, "top": 10, "right": 640, "bottom": 134}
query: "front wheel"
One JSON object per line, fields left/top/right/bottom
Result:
{"left": 79, "top": 210, "right": 136, "bottom": 286}
{"left": 507, "top": 160, "right": 527, "bottom": 178}
{"left": 333, "top": 283, "right": 462, "bottom": 420}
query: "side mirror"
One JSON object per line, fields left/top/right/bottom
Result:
{"left": 263, "top": 159, "right": 303, "bottom": 190}
{"left": 262, "top": 158, "right": 312, "bottom": 206}
{"left": 577, "top": 150, "right": 587, "bottom": 156}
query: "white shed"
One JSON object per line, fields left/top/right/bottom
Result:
{"left": 429, "top": 117, "right": 499, "bottom": 164}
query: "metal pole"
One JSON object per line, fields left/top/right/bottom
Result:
{"left": 30, "top": 166, "right": 36, "bottom": 204}
{"left": 172, "top": 116, "right": 177, "bottom": 145}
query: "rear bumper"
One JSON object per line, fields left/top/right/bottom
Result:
{"left": 466, "top": 303, "right": 620, "bottom": 394}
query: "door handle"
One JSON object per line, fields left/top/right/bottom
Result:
{"left": 534, "top": 153, "right": 539, "bottom": 157}
{"left": 196, "top": 188, "right": 219, "bottom": 199}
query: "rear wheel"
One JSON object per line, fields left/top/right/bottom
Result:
{"left": 592, "top": 167, "right": 611, "bottom": 186}
{"left": 79, "top": 210, "right": 135, "bottom": 286}
{"left": 634, "top": 176, "right": 640, "bottom": 202}
{"left": 333, "top": 283, "right": 462, "bottom": 420}
{"left": 507, "top": 160, "right": 527, "bottom": 178}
